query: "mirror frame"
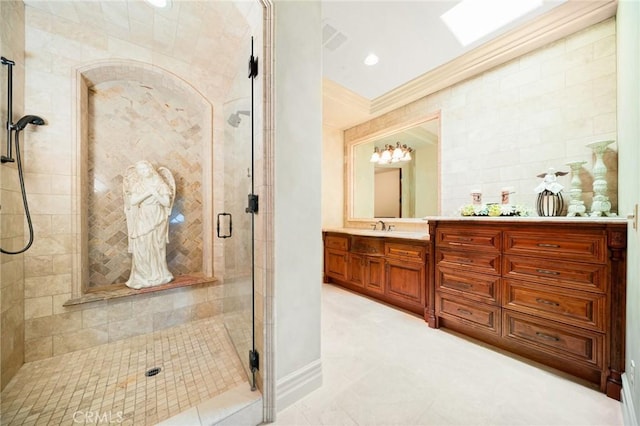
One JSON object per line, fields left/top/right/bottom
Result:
{"left": 344, "top": 110, "right": 441, "bottom": 224}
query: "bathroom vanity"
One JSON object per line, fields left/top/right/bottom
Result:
{"left": 323, "top": 229, "right": 431, "bottom": 316}
{"left": 323, "top": 217, "right": 628, "bottom": 400}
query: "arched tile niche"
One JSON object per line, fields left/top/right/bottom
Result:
{"left": 71, "top": 60, "right": 213, "bottom": 297}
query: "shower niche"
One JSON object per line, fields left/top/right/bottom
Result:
{"left": 71, "top": 60, "right": 214, "bottom": 298}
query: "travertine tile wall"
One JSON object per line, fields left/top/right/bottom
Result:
{"left": 18, "top": 2, "right": 258, "bottom": 363}
{"left": 0, "top": 0, "right": 26, "bottom": 391}
{"left": 87, "top": 79, "right": 205, "bottom": 287}
{"left": 345, "top": 18, "right": 618, "bottom": 217}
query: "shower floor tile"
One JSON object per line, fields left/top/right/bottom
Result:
{"left": 0, "top": 316, "right": 248, "bottom": 425}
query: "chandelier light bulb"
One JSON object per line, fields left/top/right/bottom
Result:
{"left": 371, "top": 142, "right": 414, "bottom": 165}
{"left": 392, "top": 142, "right": 404, "bottom": 160}
{"left": 370, "top": 148, "right": 380, "bottom": 163}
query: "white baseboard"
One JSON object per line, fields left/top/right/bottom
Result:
{"left": 275, "top": 359, "right": 322, "bottom": 412}
{"left": 622, "top": 373, "right": 639, "bottom": 426}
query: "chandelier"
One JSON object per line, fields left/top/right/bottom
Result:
{"left": 370, "top": 142, "right": 413, "bottom": 164}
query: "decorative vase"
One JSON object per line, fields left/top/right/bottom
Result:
{"left": 586, "top": 140, "right": 615, "bottom": 217}
{"left": 534, "top": 168, "right": 567, "bottom": 217}
{"left": 566, "top": 160, "right": 587, "bottom": 217}
{"left": 537, "top": 190, "right": 564, "bottom": 216}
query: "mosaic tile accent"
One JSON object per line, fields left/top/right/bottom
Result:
{"left": 87, "top": 80, "right": 205, "bottom": 288}
{"left": 0, "top": 316, "right": 247, "bottom": 426}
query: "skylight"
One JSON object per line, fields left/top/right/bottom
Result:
{"left": 145, "top": 0, "right": 171, "bottom": 8}
{"left": 441, "top": 0, "right": 543, "bottom": 46}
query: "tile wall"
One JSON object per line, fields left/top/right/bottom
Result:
{"left": 86, "top": 77, "right": 205, "bottom": 287}
{"left": 0, "top": 0, "right": 26, "bottom": 390}
{"left": 14, "top": 2, "right": 257, "bottom": 366}
{"left": 344, "top": 18, "right": 618, "bottom": 218}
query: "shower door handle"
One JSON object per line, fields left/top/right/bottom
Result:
{"left": 217, "top": 213, "right": 232, "bottom": 238}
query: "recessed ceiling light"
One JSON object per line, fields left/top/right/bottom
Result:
{"left": 145, "top": 0, "right": 171, "bottom": 8}
{"left": 364, "top": 53, "right": 379, "bottom": 66}
{"left": 441, "top": 0, "right": 543, "bottom": 46}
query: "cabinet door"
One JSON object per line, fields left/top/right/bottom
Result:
{"left": 365, "top": 257, "right": 385, "bottom": 294}
{"left": 385, "top": 258, "right": 424, "bottom": 306}
{"left": 325, "top": 248, "right": 348, "bottom": 281}
{"left": 348, "top": 253, "right": 365, "bottom": 288}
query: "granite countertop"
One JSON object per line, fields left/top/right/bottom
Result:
{"left": 323, "top": 227, "right": 430, "bottom": 240}
{"left": 421, "top": 215, "right": 629, "bottom": 224}
{"left": 324, "top": 216, "right": 629, "bottom": 241}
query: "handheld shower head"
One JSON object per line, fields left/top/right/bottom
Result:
{"left": 14, "top": 115, "right": 45, "bottom": 131}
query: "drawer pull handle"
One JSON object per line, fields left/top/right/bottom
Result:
{"left": 536, "top": 332, "right": 560, "bottom": 342}
{"left": 537, "top": 243, "right": 560, "bottom": 248}
{"left": 457, "top": 258, "right": 473, "bottom": 264}
{"left": 536, "top": 298, "right": 560, "bottom": 307}
{"left": 449, "top": 282, "right": 472, "bottom": 289}
{"left": 457, "top": 237, "right": 473, "bottom": 242}
{"left": 536, "top": 269, "right": 560, "bottom": 276}
{"left": 457, "top": 308, "right": 473, "bottom": 316}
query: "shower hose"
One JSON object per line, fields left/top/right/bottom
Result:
{"left": 1, "top": 130, "right": 34, "bottom": 254}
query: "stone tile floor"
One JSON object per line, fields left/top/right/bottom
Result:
{"left": 274, "top": 283, "right": 624, "bottom": 426}
{"left": 0, "top": 316, "right": 247, "bottom": 425}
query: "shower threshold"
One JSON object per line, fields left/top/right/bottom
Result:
{"left": 156, "top": 382, "right": 262, "bottom": 426}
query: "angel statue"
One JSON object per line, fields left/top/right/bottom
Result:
{"left": 123, "top": 160, "right": 175, "bottom": 289}
{"left": 534, "top": 167, "right": 568, "bottom": 216}
{"left": 535, "top": 167, "right": 568, "bottom": 194}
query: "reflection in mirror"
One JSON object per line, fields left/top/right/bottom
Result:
{"left": 351, "top": 118, "right": 439, "bottom": 219}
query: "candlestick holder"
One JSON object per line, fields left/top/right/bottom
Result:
{"left": 586, "top": 140, "right": 615, "bottom": 217}
{"left": 566, "top": 160, "right": 587, "bottom": 217}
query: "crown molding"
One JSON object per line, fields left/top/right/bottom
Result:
{"left": 322, "top": 78, "right": 371, "bottom": 129}
{"left": 370, "top": 0, "right": 618, "bottom": 116}
{"left": 323, "top": 78, "right": 370, "bottom": 112}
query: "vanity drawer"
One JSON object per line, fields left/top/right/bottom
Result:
{"left": 325, "top": 234, "right": 348, "bottom": 251}
{"left": 385, "top": 242, "right": 425, "bottom": 262}
{"left": 436, "top": 294, "right": 500, "bottom": 334}
{"left": 503, "top": 279, "right": 605, "bottom": 331}
{"left": 352, "top": 237, "right": 384, "bottom": 255}
{"left": 503, "top": 255, "right": 606, "bottom": 292}
{"left": 436, "top": 267, "right": 500, "bottom": 304}
{"left": 436, "top": 249, "right": 500, "bottom": 275}
{"left": 435, "top": 227, "right": 501, "bottom": 252}
{"left": 503, "top": 230, "right": 606, "bottom": 263}
{"left": 503, "top": 311, "right": 603, "bottom": 368}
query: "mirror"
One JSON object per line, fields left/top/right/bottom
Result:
{"left": 348, "top": 114, "right": 440, "bottom": 220}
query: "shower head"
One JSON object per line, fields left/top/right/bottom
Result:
{"left": 227, "top": 110, "right": 250, "bottom": 128}
{"left": 14, "top": 115, "right": 45, "bottom": 131}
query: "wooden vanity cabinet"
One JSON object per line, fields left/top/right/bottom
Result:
{"left": 346, "top": 253, "right": 365, "bottom": 288}
{"left": 433, "top": 225, "right": 503, "bottom": 343}
{"left": 428, "top": 219, "right": 627, "bottom": 400}
{"left": 323, "top": 232, "right": 429, "bottom": 316}
{"left": 324, "top": 234, "right": 349, "bottom": 282}
{"left": 385, "top": 242, "right": 427, "bottom": 309}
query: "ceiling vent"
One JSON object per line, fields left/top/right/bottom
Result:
{"left": 323, "top": 23, "right": 348, "bottom": 51}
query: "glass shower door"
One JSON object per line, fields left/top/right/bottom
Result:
{"left": 219, "top": 40, "right": 259, "bottom": 389}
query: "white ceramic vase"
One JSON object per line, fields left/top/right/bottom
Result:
{"left": 586, "top": 140, "right": 615, "bottom": 217}
{"left": 566, "top": 160, "right": 587, "bottom": 217}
